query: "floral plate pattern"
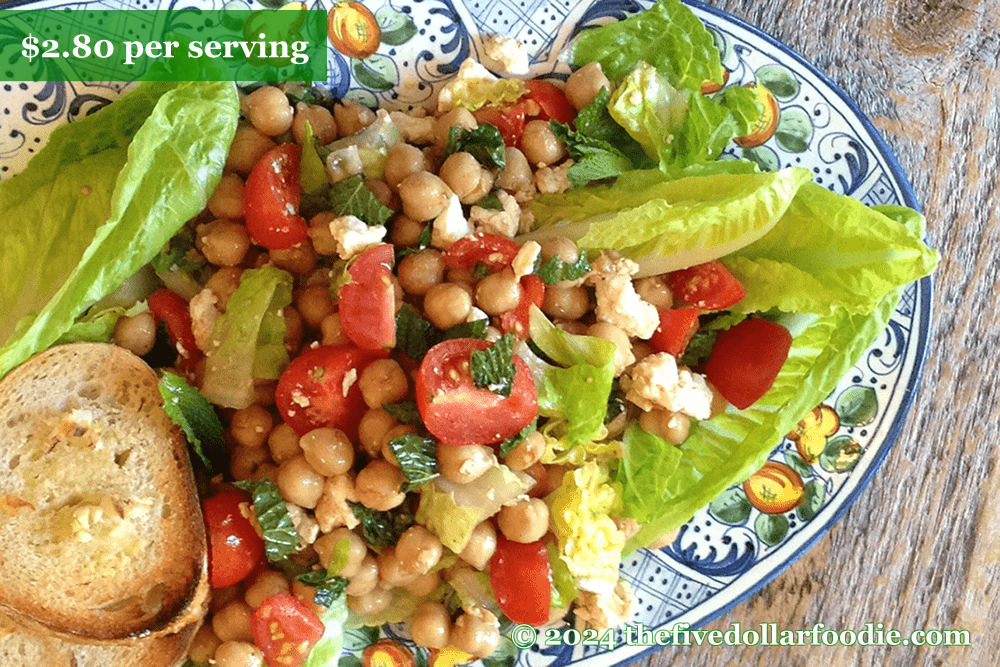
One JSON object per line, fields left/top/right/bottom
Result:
{"left": 0, "top": 1, "right": 932, "bottom": 667}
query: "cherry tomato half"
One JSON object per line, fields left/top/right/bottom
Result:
{"left": 667, "top": 260, "right": 746, "bottom": 311}
{"left": 500, "top": 275, "right": 545, "bottom": 339}
{"left": 243, "top": 143, "right": 310, "bottom": 250}
{"left": 147, "top": 288, "right": 202, "bottom": 372}
{"left": 523, "top": 80, "right": 576, "bottom": 125}
{"left": 275, "top": 344, "right": 389, "bottom": 438}
{"left": 416, "top": 338, "right": 538, "bottom": 447}
{"left": 443, "top": 233, "right": 522, "bottom": 274}
{"left": 203, "top": 490, "right": 265, "bottom": 589}
{"left": 649, "top": 308, "right": 700, "bottom": 359}
{"left": 489, "top": 536, "right": 551, "bottom": 625}
{"left": 704, "top": 317, "right": 792, "bottom": 409}
{"left": 473, "top": 104, "right": 526, "bottom": 147}
{"left": 338, "top": 244, "right": 396, "bottom": 351}
{"left": 250, "top": 592, "right": 325, "bottom": 667}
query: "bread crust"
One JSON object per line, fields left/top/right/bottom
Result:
{"left": 0, "top": 343, "right": 209, "bottom": 643}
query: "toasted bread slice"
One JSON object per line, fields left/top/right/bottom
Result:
{"left": 0, "top": 613, "right": 198, "bottom": 667}
{"left": 0, "top": 343, "right": 208, "bottom": 642}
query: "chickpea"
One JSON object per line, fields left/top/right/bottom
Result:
{"left": 188, "top": 624, "right": 222, "bottom": 663}
{"left": 497, "top": 497, "right": 550, "bottom": 543}
{"left": 385, "top": 143, "right": 432, "bottom": 190}
{"left": 639, "top": 408, "right": 691, "bottom": 445}
{"left": 398, "top": 171, "right": 453, "bottom": 221}
{"left": 198, "top": 220, "right": 250, "bottom": 267}
{"left": 244, "top": 570, "right": 290, "bottom": 609}
{"left": 212, "top": 599, "right": 254, "bottom": 643}
{"left": 346, "top": 553, "right": 379, "bottom": 596}
{"left": 283, "top": 305, "right": 304, "bottom": 354}
{"left": 439, "top": 152, "right": 493, "bottom": 205}
{"left": 334, "top": 100, "right": 376, "bottom": 137}
{"left": 294, "top": 284, "right": 335, "bottom": 330}
{"left": 475, "top": 268, "right": 521, "bottom": 315}
{"left": 299, "top": 427, "right": 354, "bottom": 476}
{"left": 404, "top": 570, "right": 441, "bottom": 597}
{"left": 521, "top": 119, "right": 568, "bottom": 166}
{"left": 503, "top": 430, "right": 545, "bottom": 472}
{"left": 208, "top": 173, "right": 245, "bottom": 220}
{"left": 347, "top": 588, "right": 392, "bottom": 616}
{"left": 564, "top": 61, "right": 611, "bottom": 110}
{"left": 539, "top": 236, "right": 580, "bottom": 265}
{"left": 423, "top": 283, "right": 473, "bottom": 330}
{"left": 291, "top": 101, "right": 338, "bottom": 145}
{"left": 395, "top": 525, "right": 443, "bottom": 574}
{"left": 355, "top": 459, "right": 405, "bottom": 511}
{"left": 114, "top": 311, "right": 156, "bottom": 357}
{"left": 433, "top": 107, "right": 478, "bottom": 150}
{"left": 397, "top": 248, "right": 446, "bottom": 296}
{"left": 307, "top": 211, "right": 339, "bottom": 256}
{"left": 230, "top": 404, "right": 273, "bottom": 449}
{"left": 319, "top": 312, "right": 349, "bottom": 346}
{"left": 359, "top": 358, "right": 409, "bottom": 408}
{"left": 390, "top": 214, "right": 427, "bottom": 247}
{"left": 358, "top": 408, "right": 399, "bottom": 458}
{"left": 213, "top": 641, "right": 265, "bottom": 667}
{"left": 709, "top": 382, "right": 729, "bottom": 417}
{"left": 271, "top": 240, "right": 317, "bottom": 276}
{"left": 436, "top": 443, "right": 496, "bottom": 485}
{"left": 542, "top": 282, "right": 590, "bottom": 320}
{"left": 225, "top": 124, "right": 276, "bottom": 175}
{"left": 450, "top": 608, "right": 500, "bottom": 658}
{"left": 410, "top": 601, "right": 451, "bottom": 649}
{"left": 243, "top": 86, "right": 293, "bottom": 136}
{"left": 366, "top": 178, "right": 398, "bottom": 210}
{"left": 209, "top": 583, "right": 244, "bottom": 614}
{"left": 634, "top": 276, "right": 673, "bottom": 309}
{"left": 377, "top": 545, "right": 419, "bottom": 588}
{"left": 458, "top": 521, "right": 496, "bottom": 570}
{"left": 497, "top": 146, "right": 534, "bottom": 198}
{"left": 587, "top": 321, "right": 635, "bottom": 375}
{"left": 206, "top": 266, "right": 243, "bottom": 312}
{"left": 315, "top": 527, "right": 367, "bottom": 577}
{"left": 229, "top": 445, "right": 270, "bottom": 481}
{"left": 276, "top": 454, "right": 324, "bottom": 509}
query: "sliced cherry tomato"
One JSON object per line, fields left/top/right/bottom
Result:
{"left": 443, "top": 232, "right": 522, "bottom": 274}
{"left": 250, "top": 592, "right": 325, "bottom": 667}
{"left": 649, "top": 308, "right": 701, "bottom": 358}
{"left": 500, "top": 274, "right": 545, "bottom": 338}
{"left": 704, "top": 318, "right": 793, "bottom": 409}
{"left": 147, "top": 288, "right": 202, "bottom": 371}
{"left": 338, "top": 244, "right": 396, "bottom": 351}
{"left": 416, "top": 338, "right": 538, "bottom": 447}
{"left": 243, "top": 143, "right": 309, "bottom": 250}
{"left": 473, "top": 104, "right": 526, "bottom": 147}
{"left": 489, "top": 536, "right": 551, "bottom": 626}
{"left": 203, "top": 490, "right": 265, "bottom": 589}
{"left": 275, "top": 344, "right": 389, "bottom": 438}
{"left": 523, "top": 79, "right": 576, "bottom": 124}
{"left": 667, "top": 260, "right": 746, "bottom": 310}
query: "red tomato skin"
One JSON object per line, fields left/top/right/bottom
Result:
{"left": 147, "top": 288, "right": 202, "bottom": 371}
{"left": 443, "top": 233, "right": 522, "bottom": 273}
{"left": 523, "top": 80, "right": 576, "bottom": 124}
{"left": 473, "top": 104, "right": 526, "bottom": 147}
{"left": 667, "top": 261, "right": 747, "bottom": 310}
{"left": 649, "top": 308, "right": 701, "bottom": 358}
{"left": 203, "top": 491, "right": 265, "bottom": 589}
{"left": 243, "top": 144, "right": 310, "bottom": 250}
{"left": 489, "top": 536, "right": 551, "bottom": 625}
{"left": 250, "top": 592, "right": 325, "bottom": 667}
{"left": 416, "top": 338, "right": 538, "bottom": 447}
{"left": 704, "top": 318, "right": 793, "bottom": 409}
{"left": 275, "top": 344, "right": 389, "bottom": 438}
{"left": 338, "top": 244, "right": 396, "bottom": 351}
{"left": 500, "top": 275, "right": 545, "bottom": 338}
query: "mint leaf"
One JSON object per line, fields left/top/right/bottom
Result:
{"left": 444, "top": 125, "right": 507, "bottom": 170}
{"left": 388, "top": 433, "right": 439, "bottom": 492}
{"left": 475, "top": 191, "right": 505, "bottom": 211}
{"left": 234, "top": 479, "right": 299, "bottom": 563}
{"left": 158, "top": 372, "right": 227, "bottom": 475}
{"left": 470, "top": 333, "right": 517, "bottom": 397}
{"left": 535, "top": 252, "right": 591, "bottom": 285}
{"left": 395, "top": 305, "right": 440, "bottom": 362}
{"left": 327, "top": 175, "right": 393, "bottom": 227}
{"left": 442, "top": 318, "right": 488, "bottom": 341}
{"left": 382, "top": 400, "right": 424, "bottom": 426}
{"left": 296, "top": 570, "right": 349, "bottom": 607}
{"left": 550, "top": 121, "right": 634, "bottom": 187}
{"left": 150, "top": 225, "right": 203, "bottom": 275}
{"left": 350, "top": 502, "right": 415, "bottom": 548}
{"left": 605, "top": 378, "right": 627, "bottom": 424}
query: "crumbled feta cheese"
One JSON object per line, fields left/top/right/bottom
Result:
{"left": 587, "top": 253, "right": 659, "bottom": 339}
{"left": 574, "top": 580, "right": 636, "bottom": 631}
{"left": 626, "top": 352, "right": 714, "bottom": 420}
{"left": 467, "top": 307, "right": 489, "bottom": 323}
{"left": 325, "top": 144, "right": 364, "bottom": 184}
{"left": 481, "top": 34, "right": 530, "bottom": 77}
{"left": 328, "top": 214, "right": 387, "bottom": 260}
{"left": 512, "top": 240, "right": 541, "bottom": 279}
{"left": 188, "top": 288, "right": 221, "bottom": 352}
{"left": 431, "top": 194, "right": 472, "bottom": 249}
{"left": 437, "top": 58, "right": 497, "bottom": 113}
{"left": 469, "top": 190, "right": 521, "bottom": 238}
{"left": 535, "top": 160, "right": 573, "bottom": 193}
{"left": 389, "top": 110, "right": 435, "bottom": 145}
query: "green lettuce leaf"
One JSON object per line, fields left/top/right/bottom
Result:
{"left": 0, "top": 81, "right": 240, "bottom": 379}
{"left": 303, "top": 595, "right": 348, "bottom": 667}
{"left": 200, "top": 266, "right": 293, "bottom": 409}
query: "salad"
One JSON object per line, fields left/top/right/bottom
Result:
{"left": 0, "top": 1, "right": 938, "bottom": 666}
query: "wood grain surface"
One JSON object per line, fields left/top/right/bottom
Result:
{"left": 639, "top": 1, "right": 1000, "bottom": 666}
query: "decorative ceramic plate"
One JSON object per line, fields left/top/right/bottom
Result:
{"left": 0, "top": 1, "right": 932, "bottom": 666}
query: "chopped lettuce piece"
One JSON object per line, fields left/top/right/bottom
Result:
{"left": 0, "top": 81, "right": 240, "bottom": 378}
{"left": 607, "top": 62, "right": 689, "bottom": 163}
{"left": 200, "top": 266, "right": 293, "bottom": 409}
{"left": 324, "top": 109, "right": 400, "bottom": 179}
{"left": 303, "top": 595, "right": 348, "bottom": 667}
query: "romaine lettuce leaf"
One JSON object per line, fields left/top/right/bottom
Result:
{"left": 0, "top": 81, "right": 240, "bottom": 378}
{"left": 303, "top": 595, "right": 348, "bottom": 667}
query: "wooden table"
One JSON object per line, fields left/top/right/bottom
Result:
{"left": 639, "top": 1, "right": 999, "bottom": 666}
